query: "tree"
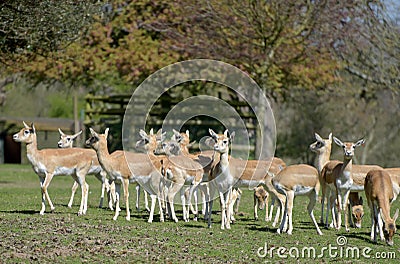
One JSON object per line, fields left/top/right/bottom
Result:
{"left": 0, "top": 0, "right": 102, "bottom": 71}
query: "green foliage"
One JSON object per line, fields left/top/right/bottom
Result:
{"left": 18, "top": 0, "right": 180, "bottom": 92}
{"left": 47, "top": 94, "right": 78, "bottom": 118}
{"left": 0, "top": 0, "right": 102, "bottom": 68}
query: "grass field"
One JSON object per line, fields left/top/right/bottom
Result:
{"left": 1, "top": 164, "right": 399, "bottom": 263}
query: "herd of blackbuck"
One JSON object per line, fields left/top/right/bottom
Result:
{"left": 12, "top": 121, "right": 400, "bottom": 246}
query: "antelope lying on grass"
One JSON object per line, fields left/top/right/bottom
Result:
{"left": 13, "top": 122, "right": 92, "bottom": 215}
{"left": 58, "top": 128, "right": 115, "bottom": 210}
{"left": 364, "top": 169, "right": 399, "bottom": 246}
{"left": 86, "top": 128, "right": 165, "bottom": 222}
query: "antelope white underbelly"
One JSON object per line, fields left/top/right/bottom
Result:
{"left": 293, "top": 185, "right": 313, "bottom": 196}
{"left": 54, "top": 166, "right": 75, "bottom": 176}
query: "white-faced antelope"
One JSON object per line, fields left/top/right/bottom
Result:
{"left": 57, "top": 128, "right": 115, "bottom": 210}
{"left": 13, "top": 122, "right": 92, "bottom": 215}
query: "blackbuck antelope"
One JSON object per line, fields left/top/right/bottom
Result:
{"left": 254, "top": 186, "right": 269, "bottom": 221}
{"left": 309, "top": 132, "right": 335, "bottom": 226}
{"left": 169, "top": 129, "right": 219, "bottom": 219}
{"left": 310, "top": 133, "right": 373, "bottom": 229}
{"left": 365, "top": 169, "right": 399, "bottom": 246}
{"left": 207, "top": 129, "right": 285, "bottom": 229}
{"left": 383, "top": 168, "right": 400, "bottom": 202}
{"left": 321, "top": 162, "right": 381, "bottom": 229}
{"left": 329, "top": 137, "right": 365, "bottom": 231}
{"left": 57, "top": 128, "right": 115, "bottom": 210}
{"left": 13, "top": 122, "right": 92, "bottom": 215}
{"left": 250, "top": 158, "right": 286, "bottom": 226}
{"left": 272, "top": 164, "right": 322, "bottom": 235}
{"left": 86, "top": 128, "right": 165, "bottom": 223}
{"left": 161, "top": 140, "right": 204, "bottom": 222}
{"left": 348, "top": 192, "right": 364, "bottom": 228}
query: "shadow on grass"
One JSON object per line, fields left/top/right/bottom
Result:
{"left": 247, "top": 224, "right": 278, "bottom": 234}
{"left": 0, "top": 209, "right": 38, "bottom": 214}
{"left": 341, "top": 232, "right": 371, "bottom": 243}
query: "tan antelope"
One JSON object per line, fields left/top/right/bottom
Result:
{"left": 348, "top": 192, "right": 364, "bottom": 228}
{"left": 329, "top": 137, "right": 365, "bottom": 231}
{"left": 57, "top": 128, "right": 115, "bottom": 210}
{"left": 170, "top": 129, "right": 220, "bottom": 220}
{"left": 172, "top": 129, "right": 286, "bottom": 226}
{"left": 272, "top": 164, "right": 322, "bottom": 235}
{"left": 309, "top": 132, "right": 335, "bottom": 225}
{"left": 13, "top": 122, "right": 92, "bottom": 215}
{"left": 364, "top": 169, "right": 399, "bottom": 246}
{"left": 161, "top": 140, "right": 204, "bottom": 222}
{"left": 310, "top": 133, "right": 372, "bottom": 229}
{"left": 207, "top": 129, "right": 286, "bottom": 229}
{"left": 321, "top": 137, "right": 382, "bottom": 230}
{"left": 254, "top": 186, "right": 269, "bottom": 221}
{"left": 248, "top": 157, "right": 286, "bottom": 226}
{"left": 321, "top": 161, "right": 381, "bottom": 229}
{"left": 86, "top": 128, "right": 165, "bottom": 223}
{"left": 383, "top": 168, "right": 400, "bottom": 202}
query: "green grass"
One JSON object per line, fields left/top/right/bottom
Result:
{"left": 1, "top": 164, "right": 399, "bottom": 263}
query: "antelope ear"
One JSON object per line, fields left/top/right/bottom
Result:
{"left": 161, "top": 131, "right": 167, "bottom": 142}
{"left": 186, "top": 130, "right": 190, "bottom": 137}
{"left": 209, "top": 129, "right": 218, "bottom": 139}
{"left": 359, "top": 196, "right": 363, "bottom": 205}
{"left": 89, "top": 127, "right": 97, "bottom": 136}
{"left": 58, "top": 128, "right": 66, "bottom": 136}
{"left": 314, "top": 132, "right": 323, "bottom": 142}
{"left": 139, "top": 129, "right": 148, "bottom": 139}
{"left": 72, "top": 130, "right": 83, "bottom": 139}
{"left": 229, "top": 131, "right": 235, "bottom": 142}
{"left": 333, "top": 136, "right": 344, "bottom": 147}
{"left": 23, "top": 121, "right": 30, "bottom": 129}
{"left": 393, "top": 208, "right": 399, "bottom": 222}
{"left": 328, "top": 133, "right": 333, "bottom": 141}
{"left": 355, "top": 138, "right": 365, "bottom": 147}
{"left": 31, "top": 123, "right": 36, "bottom": 133}
{"left": 149, "top": 128, "right": 154, "bottom": 135}
{"left": 173, "top": 129, "right": 180, "bottom": 136}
